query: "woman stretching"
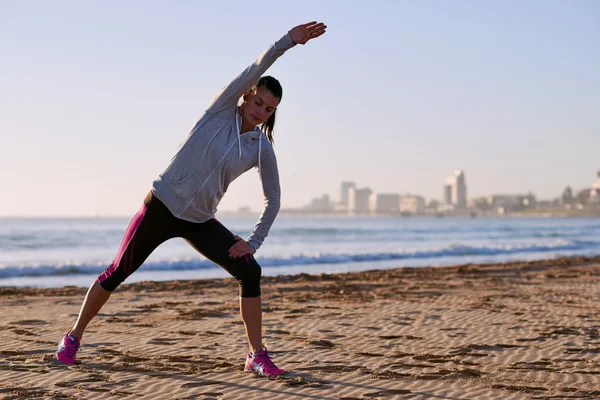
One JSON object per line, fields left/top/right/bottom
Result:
{"left": 55, "top": 21, "right": 327, "bottom": 378}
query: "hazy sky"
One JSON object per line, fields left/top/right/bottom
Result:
{"left": 1, "top": 1, "right": 598, "bottom": 216}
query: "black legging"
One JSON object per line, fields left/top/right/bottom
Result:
{"left": 97, "top": 191, "right": 262, "bottom": 297}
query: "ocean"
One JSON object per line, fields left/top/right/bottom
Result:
{"left": 1, "top": 216, "right": 599, "bottom": 288}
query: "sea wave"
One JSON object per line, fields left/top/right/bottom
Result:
{"left": 0, "top": 239, "right": 590, "bottom": 279}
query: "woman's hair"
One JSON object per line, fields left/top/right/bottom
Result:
{"left": 248, "top": 76, "right": 282, "bottom": 144}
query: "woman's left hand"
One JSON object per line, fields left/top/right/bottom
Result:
{"left": 228, "top": 235, "right": 255, "bottom": 259}
{"left": 289, "top": 21, "right": 327, "bottom": 45}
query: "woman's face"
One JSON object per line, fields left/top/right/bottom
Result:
{"left": 242, "top": 86, "right": 280, "bottom": 126}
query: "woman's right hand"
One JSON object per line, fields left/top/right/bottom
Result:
{"left": 289, "top": 21, "right": 327, "bottom": 45}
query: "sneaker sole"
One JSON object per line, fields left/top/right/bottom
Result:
{"left": 55, "top": 353, "right": 76, "bottom": 365}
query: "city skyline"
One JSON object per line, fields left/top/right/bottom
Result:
{"left": 1, "top": 1, "right": 598, "bottom": 217}
{"left": 296, "top": 168, "right": 600, "bottom": 216}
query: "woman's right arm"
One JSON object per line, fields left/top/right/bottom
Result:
{"left": 206, "top": 22, "right": 327, "bottom": 113}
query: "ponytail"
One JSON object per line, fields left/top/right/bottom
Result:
{"left": 262, "top": 110, "right": 276, "bottom": 144}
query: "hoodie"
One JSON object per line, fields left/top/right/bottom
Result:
{"left": 151, "top": 32, "right": 296, "bottom": 252}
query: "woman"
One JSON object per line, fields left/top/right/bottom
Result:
{"left": 55, "top": 21, "right": 327, "bottom": 378}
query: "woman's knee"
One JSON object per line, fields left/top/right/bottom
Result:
{"left": 97, "top": 274, "right": 123, "bottom": 292}
{"left": 97, "top": 264, "right": 126, "bottom": 292}
{"left": 237, "top": 261, "right": 262, "bottom": 298}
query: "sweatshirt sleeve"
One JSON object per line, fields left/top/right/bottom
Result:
{"left": 207, "top": 33, "right": 295, "bottom": 113}
{"left": 246, "top": 143, "right": 280, "bottom": 252}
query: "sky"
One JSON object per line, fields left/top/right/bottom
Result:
{"left": 1, "top": 0, "right": 598, "bottom": 216}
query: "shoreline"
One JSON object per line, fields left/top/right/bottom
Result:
{"left": 2, "top": 255, "right": 600, "bottom": 296}
{"left": 2, "top": 253, "right": 599, "bottom": 291}
{"left": 2, "top": 255, "right": 600, "bottom": 399}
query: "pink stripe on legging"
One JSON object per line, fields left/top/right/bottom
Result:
{"left": 98, "top": 203, "right": 148, "bottom": 283}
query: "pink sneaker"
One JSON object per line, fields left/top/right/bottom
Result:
{"left": 55, "top": 331, "right": 80, "bottom": 365}
{"left": 244, "top": 348, "right": 285, "bottom": 377}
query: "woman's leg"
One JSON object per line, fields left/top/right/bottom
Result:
{"left": 68, "top": 194, "right": 176, "bottom": 341}
{"left": 70, "top": 280, "right": 112, "bottom": 340}
{"left": 240, "top": 296, "right": 262, "bottom": 354}
{"left": 182, "top": 219, "right": 263, "bottom": 354}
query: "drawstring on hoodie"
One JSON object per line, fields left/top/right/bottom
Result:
{"left": 236, "top": 111, "right": 262, "bottom": 179}
{"left": 236, "top": 113, "right": 242, "bottom": 159}
{"left": 258, "top": 136, "right": 262, "bottom": 178}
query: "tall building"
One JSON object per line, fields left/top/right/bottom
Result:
{"left": 443, "top": 170, "right": 467, "bottom": 208}
{"left": 453, "top": 170, "right": 467, "bottom": 207}
{"left": 443, "top": 182, "right": 453, "bottom": 205}
{"left": 348, "top": 187, "right": 372, "bottom": 214}
{"left": 591, "top": 171, "right": 600, "bottom": 203}
{"left": 340, "top": 181, "right": 356, "bottom": 208}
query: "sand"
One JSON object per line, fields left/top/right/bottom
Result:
{"left": 1, "top": 256, "right": 600, "bottom": 399}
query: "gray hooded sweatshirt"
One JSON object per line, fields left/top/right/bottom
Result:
{"left": 151, "top": 32, "right": 296, "bottom": 252}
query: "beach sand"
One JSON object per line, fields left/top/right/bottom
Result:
{"left": 1, "top": 256, "right": 600, "bottom": 399}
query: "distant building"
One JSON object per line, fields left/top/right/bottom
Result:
{"left": 443, "top": 170, "right": 467, "bottom": 208}
{"left": 340, "top": 181, "right": 356, "bottom": 208}
{"left": 305, "top": 194, "right": 333, "bottom": 212}
{"left": 591, "top": 171, "right": 600, "bottom": 203}
{"left": 443, "top": 183, "right": 453, "bottom": 205}
{"left": 371, "top": 193, "right": 400, "bottom": 214}
{"left": 476, "top": 193, "right": 536, "bottom": 212}
{"left": 576, "top": 188, "right": 592, "bottom": 205}
{"left": 468, "top": 197, "right": 491, "bottom": 211}
{"left": 561, "top": 187, "right": 575, "bottom": 205}
{"left": 399, "top": 195, "right": 425, "bottom": 214}
{"left": 426, "top": 199, "right": 440, "bottom": 210}
{"left": 348, "top": 187, "right": 372, "bottom": 214}
{"left": 453, "top": 170, "right": 467, "bottom": 207}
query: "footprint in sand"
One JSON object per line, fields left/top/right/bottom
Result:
{"left": 296, "top": 364, "right": 362, "bottom": 373}
{"left": 199, "top": 393, "right": 223, "bottom": 398}
{"left": 491, "top": 384, "right": 547, "bottom": 394}
{"left": 516, "top": 336, "right": 545, "bottom": 343}
{"left": 180, "top": 381, "right": 224, "bottom": 388}
{"left": 541, "top": 327, "right": 580, "bottom": 336}
{"left": 198, "top": 331, "right": 225, "bottom": 338}
{"left": 178, "top": 392, "right": 223, "bottom": 400}
{"left": 54, "top": 374, "right": 109, "bottom": 388}
{"left": 269, "top": 329, "right": 290, "bottom": 335}
{"left": 372, "top": 370, "right": 411, "bottom": 379}
{"left": 302, "top": 339, "right": 337, "bottom": 349}
{"left": 176, "top": 330, "right": 199, "bottom": 336}
{"left": 506, "top": 360, "right": 557, "bottom": 372}
{"left": 8, "top": 319, "right": 48, "bottom": 326}
{"left": 413, "top": 354, "right": 455, "bottom": 363}
{"left": 133, "top": 323, "right": 157, "bottom": 328}
{"left": 381, "top": 335, "right": 423, "bottom": 340}
{"left": 275, "top": 374, "right": 327, "bottom": 388}
{"left": 0, "top": 387, "right": 62, "bottom": 399}
{"left": 381, "top": 361, "right": 432, "bottom": 369}
{"left": 362, "top": 389, "right": 411, "bottom": 397}
{"left": 104, "top": 317, "right": 136, "bottom": 323}
{"left": 581, "top": 347, "right": 600, "bottom": 354}
{"left": 147, "top": 337, "right": 187, "bottom": 345}
{"left": 10, "top": 328, "right": 38, "bottom": 336}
